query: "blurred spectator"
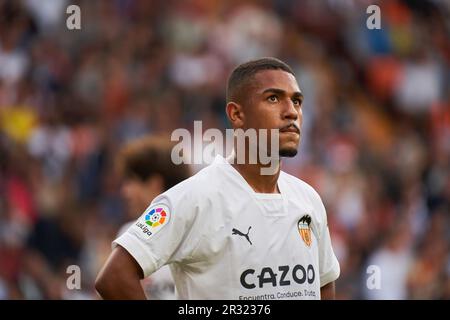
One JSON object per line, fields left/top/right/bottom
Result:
{"left": 363, "top": 222, "right": 413, "bottom": 299}
{"left": 115, "top": 135, "right": 191, "bottom": 299}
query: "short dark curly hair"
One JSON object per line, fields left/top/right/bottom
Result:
{"left": 226, "top": 57, "right": 295, "bottom": 104}
{"left": 117, "top": 136, "right": 191, "bottom": 190}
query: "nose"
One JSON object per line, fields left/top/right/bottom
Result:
{"left": 282, "top": 100, "right": 299, "bottom": 121}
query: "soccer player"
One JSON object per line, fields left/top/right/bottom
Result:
{"left": 95, "top": 57, "right": 340, "bottom": 300}
{"left": 115, "top": 136, "right": 191, "bottom": 299}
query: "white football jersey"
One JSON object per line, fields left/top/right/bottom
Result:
{"left": 113, "top": 155, "right": 340, "bottom": 300}
{"left": 117, "top": 223, "right": 176, "bottom": 300}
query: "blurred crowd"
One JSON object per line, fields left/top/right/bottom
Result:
{"left": 0, "top": 0, "right": 449, "bottom": 299}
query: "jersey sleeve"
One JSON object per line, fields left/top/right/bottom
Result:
{"left": 310, "top": 189, "right": 341, "bottom": 287}
{"left": 113, "top": 190, "right": 201, "bottom": 278}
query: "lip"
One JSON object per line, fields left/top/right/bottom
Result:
{"left": 279, "top": 126, "right": 300, "bottom": 134}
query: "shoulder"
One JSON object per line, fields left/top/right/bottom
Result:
{"left": 280, "top": 171, "right": 328, "bottom": 230}
{"left": 281, "top": 171, "right": 324, "bottom": 205}
{"left": 163, "top": 162, "right": 222, "bottom": 200}
{"left": 150, "top": 162, "right": 223, "bottom": 219}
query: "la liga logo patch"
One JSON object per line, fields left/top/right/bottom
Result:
{"left": 135, "top": 204, "right": 170, "bottom": 238}
{"left": 145, "top": 207, "right": 167, "bottom": 227}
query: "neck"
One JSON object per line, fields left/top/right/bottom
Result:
{"left": 228, "top": 152, "right": 281, "bottom": 194}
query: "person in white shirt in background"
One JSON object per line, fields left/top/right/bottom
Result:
{"left": 363, "top": 222, "right": 413, "bottom": 300}
{"left": 114, "top": 135, "right": 191, "bottom": 299}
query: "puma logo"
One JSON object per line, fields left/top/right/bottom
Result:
{"left": 232, "top": 226, "right": 252, "bottom": 245}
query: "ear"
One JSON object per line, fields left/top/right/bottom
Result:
{"left": 226, "top": 102, "right": 245, "bottom": 128}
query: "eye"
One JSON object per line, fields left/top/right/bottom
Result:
{"left": 267, "top": 95, "right": 278, "bottom": 103}
{"left": 293, "top": 98, "right": 302, "bottom": 106}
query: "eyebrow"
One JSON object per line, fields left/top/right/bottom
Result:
{"left": 262, "top": 88, "right": 304, "bottom": 101}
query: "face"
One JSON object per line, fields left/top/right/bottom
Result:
{"left": 237, "top": 69, "right": 303, "bottom": 157}
{"left": 120, "top": 176, "right": 161, "bottom": 219}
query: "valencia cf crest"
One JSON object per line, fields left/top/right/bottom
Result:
{"left": 298, "top": 215, "right": 312, "bottom": 247}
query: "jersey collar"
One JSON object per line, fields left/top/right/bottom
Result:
{"left": 212, "top": 154, "right": 288, "bottom": 199}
